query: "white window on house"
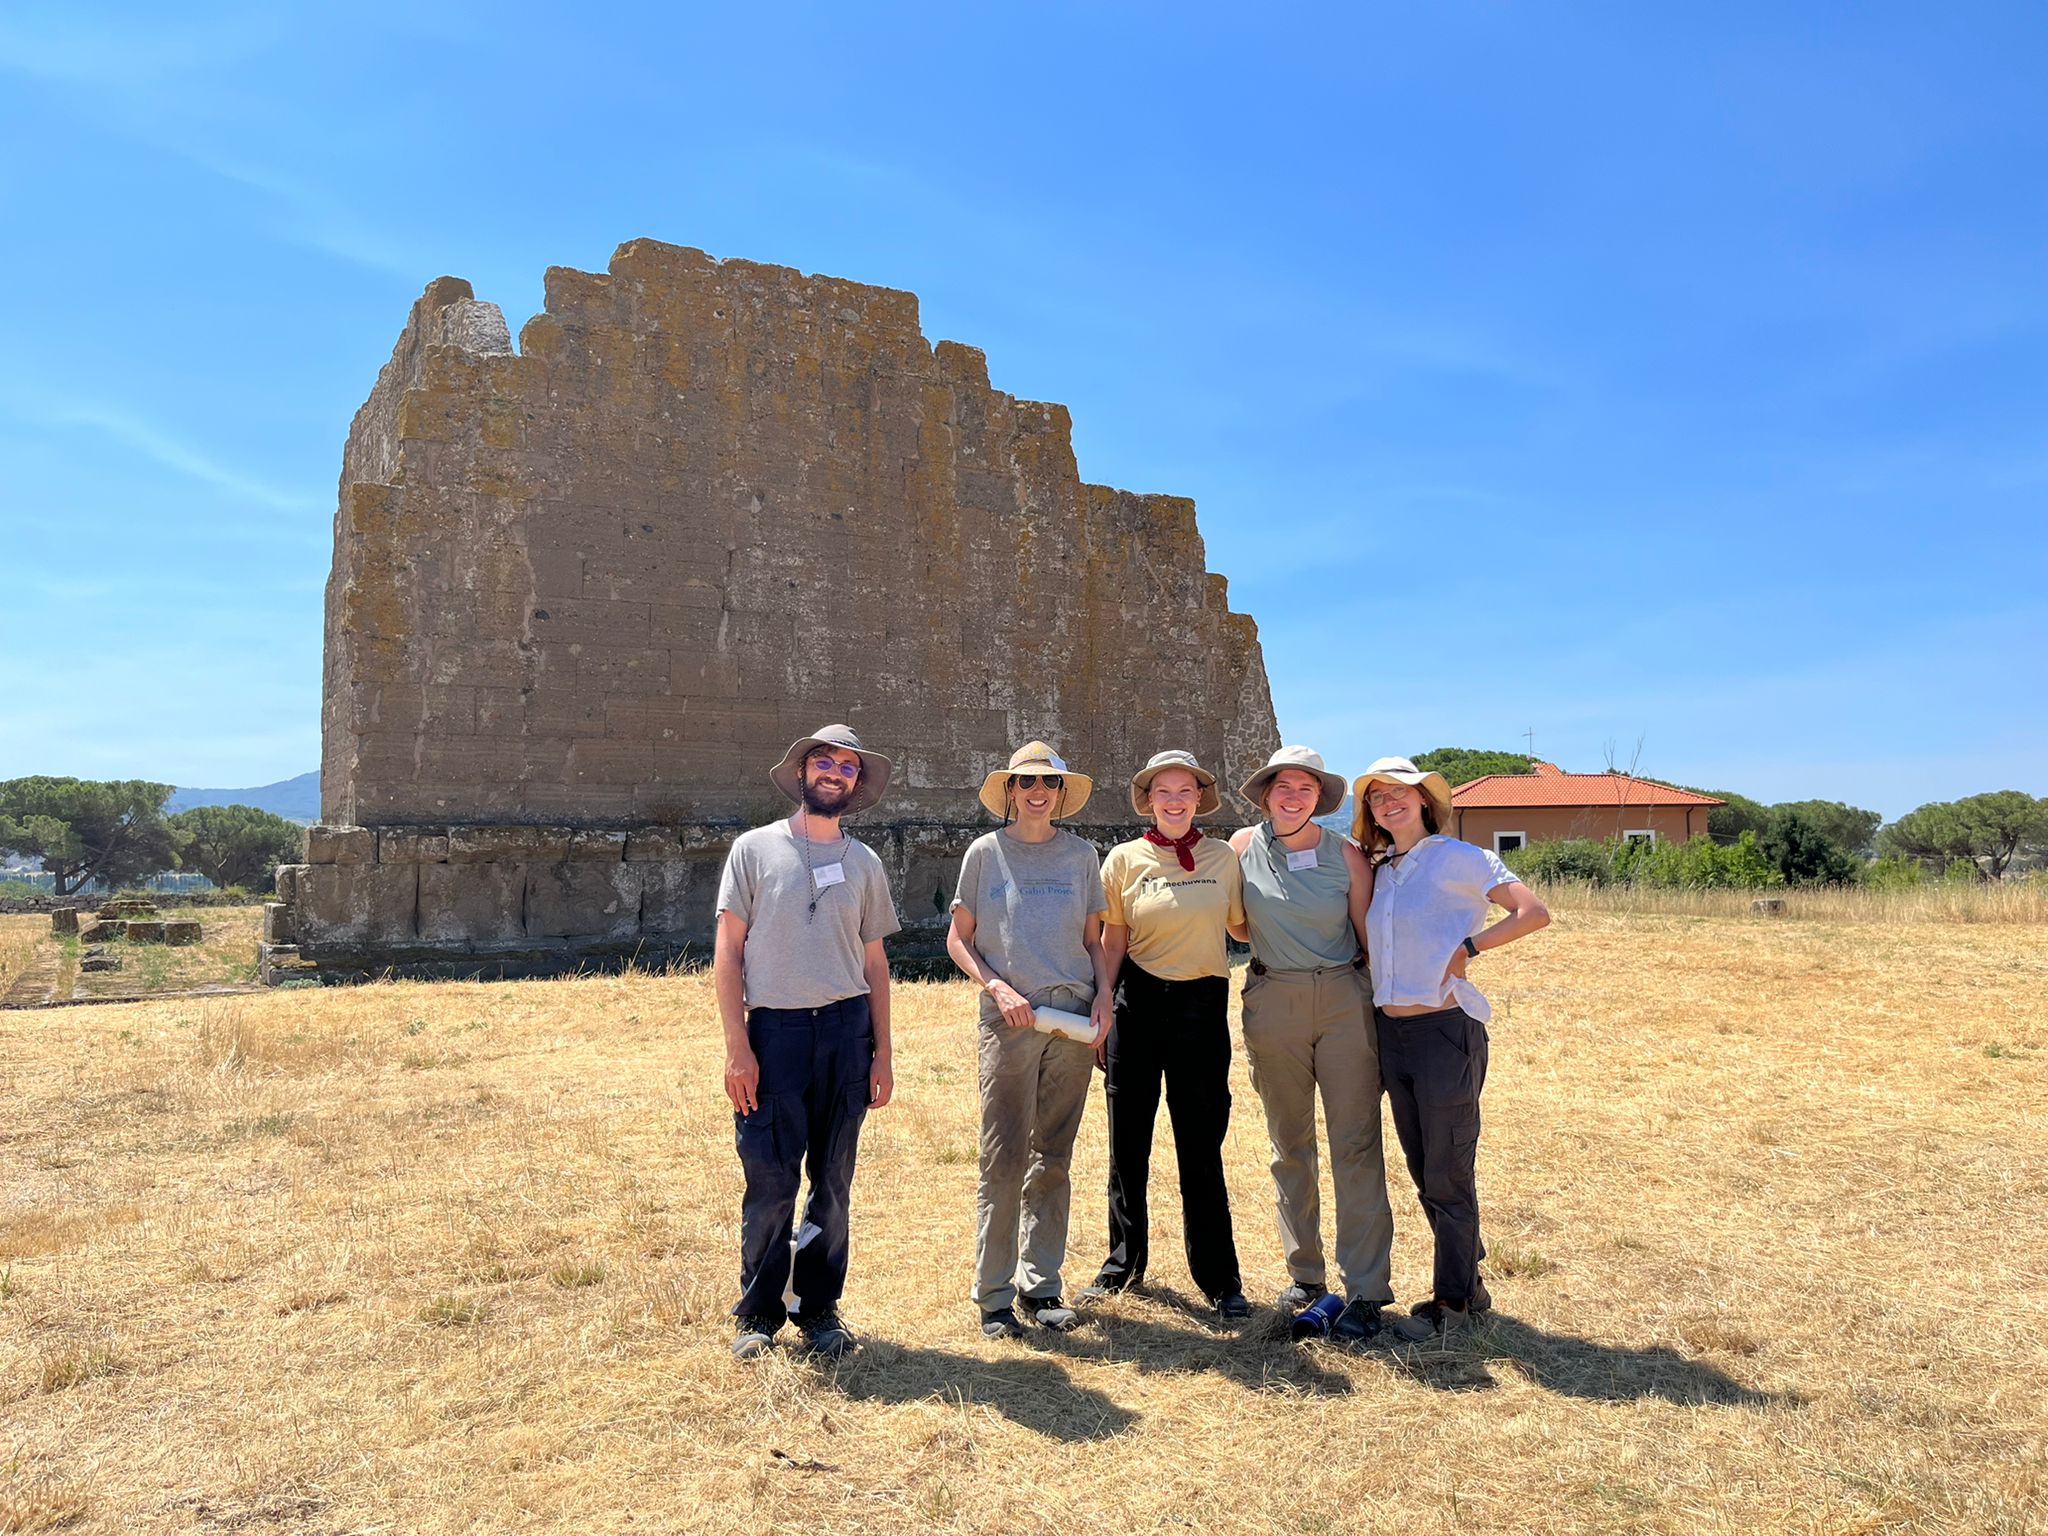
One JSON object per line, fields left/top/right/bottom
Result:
{"left": 1493, "top": 832, "right": 1527, "bottom": 855}
{"left": 1622, "top": 829, "right": 1657, "bottom": 845}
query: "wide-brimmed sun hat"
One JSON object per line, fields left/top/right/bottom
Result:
{"left": 1349, "top": 756, "right": 1454, "bottom": 844}
{"left": 1129, "top": 749, "right": 1222, "bottom": 818}
{"left": 769, "top": 724, "right": 893, "bottom": 816}
{"left": 1240, "top": 745, "right": 1347, "bottom": 818}
{"left": 978, "top": 741, "right": 1094, "bottom": 820}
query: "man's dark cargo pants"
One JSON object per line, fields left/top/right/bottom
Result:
{"left": 732, "top": 995, "right": 874, "bottom": 1326}
{"left": 1376, "top": 1006, "right": 1489, "bottom": 1308}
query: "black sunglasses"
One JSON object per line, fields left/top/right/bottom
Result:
{"left": 1011, "top": 773, "right": 1065, "bottom": 790}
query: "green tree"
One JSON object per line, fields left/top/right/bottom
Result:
{"left": 1950, "top": 791, "right": 2048, "bottom": 880}
{"left": 1410, "top": 748, "right": 1533, "bottom": 785}
{"left": 1880, "top": 792, "right": 2048, "bottom": 880}
{"left": 168, "top": 804, "right": 305, "bottom": 891}
{"left": 1697, "top": 789, "right": 1769, "bottom": 841}
{"left": 1759, "top": 808, "right": 1858, "bottom": 885}
{"left": 1879, "top": 801, "right": 1974, "bottom": 870}
{"left": 1772, "top": 799, "right": 1882, "bottom": 859}
{"left": 0, "top": 777, "right": 180, "bottom": 895}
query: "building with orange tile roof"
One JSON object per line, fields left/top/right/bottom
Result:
{"left": 1450, "top": 762, "right": 1723, "bottom": 856}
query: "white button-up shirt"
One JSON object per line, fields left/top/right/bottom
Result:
{"left": 1366, "top": 835, "right": 1521, "bottom": 1023}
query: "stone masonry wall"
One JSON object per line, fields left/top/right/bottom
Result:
{"left": 274, "top": 240, "right": 1278, "bottom": 978}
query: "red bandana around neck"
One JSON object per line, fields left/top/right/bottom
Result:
{"left": 1143, "top": 825, "right": 1204, "bottom": 872}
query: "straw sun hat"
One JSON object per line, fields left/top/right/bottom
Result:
{"left": 1128, "top": 749, "right": 1222, "bottom": 818}
{"left": 768, "top": 724, "right": 894, "bottom": 816}
{"left": 1348, "top": 755, "right": 1455, "bottom": 845}
{"left": 977, "top": 742, "right": 1094, "bottom": 820}
{"left": 1239, "top": 745, "right": 1347, "bottom": 818}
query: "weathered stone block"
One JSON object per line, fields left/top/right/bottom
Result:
{"left": 263, "top": 903, "right": 294, "bottom": 944}
{"left": 523, "top": 862, "right": 642, "bottom": 941}
{"left": 624, "top": 828, "right": 683, "bottom": 863}
{"left": 640, "top": 857, "right": 722, "bottom": 940}
{"left": 125, "top": 920, "right": 166, "bottom": 942}
{"left": 294, "top": 864, "right": 419, "bottom": 946}
{"left": 260, "top": 944, "right": 319, "bottom": 986}
{"left": 378, "top": 829, "right": 451, "bottom": 864}
{"left": 100, "top": 898, "right": 159, "bottom": 918}
{"left": 163, "top": 920, "right": 202, "bottom": 946}
{"left": 567, "top": 829, "right": 628, "bottom": 862}
{"left": 81, "top": 921, "right": 126, "bottom": 942}
{"left": 50, "top": 908, "right": 78, "bottom": 935}
{"left": 307, "top": 826, "right": 375, "bottom": 865}
{"left": 80, "top": 954, "right": 122, "bottom": 973}
{"left": 447, "top": 826, "right": 542, "bottom": 863}
{"left": 275, "top": 863, "right": 305, "bottom": 905}
{"left": 419, "top": 860, "right": 526, "bottom": 944}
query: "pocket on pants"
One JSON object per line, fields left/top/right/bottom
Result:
{"left": 735, "top": 1099, "right": 784, "bottom": 1167}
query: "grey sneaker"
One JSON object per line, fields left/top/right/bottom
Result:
{"left": 792, "top": 1309, "right": 856, "bottom": 1358}
{"left": 732, "top": 1315, "right": 778, "bottom": 1359}
{"left": 1020, "top": 1294, "right": 1079, "bottom": 1331}
{"left": 1410, "top": 1300, "right": 1478, "bottom": 1338}
{"left": 1409, "top": 1278, "right": 1493, "bottom": 1317}
{"left": 1276, "top": 1280, "right": 1329, "bottom": 1312}
{"left": 981, "top": 1306, "right": 1024, "bottom": 1339}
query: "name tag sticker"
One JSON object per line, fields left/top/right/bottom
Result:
{"left": 1286, "top": 848, "right": 1320, "bottom": 872}
{"left": 812, "top": 862, "right": 847, "bottom": 890}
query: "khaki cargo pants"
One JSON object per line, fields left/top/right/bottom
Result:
{"left": 1239, "top": 962, "right": 1396, "bottom": 1304}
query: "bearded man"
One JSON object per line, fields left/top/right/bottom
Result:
{"left": 716, "top": 724, "right": 901, "bottom": 1359}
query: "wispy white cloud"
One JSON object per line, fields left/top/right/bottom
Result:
{"left": 0, "top": 7, "right": 286, "bottom": 87}
{"left": 173, "top": 147, "right": 431, "bottom": 282}
{"left": 9, "top": 396, "right": 322, "bottom": 513}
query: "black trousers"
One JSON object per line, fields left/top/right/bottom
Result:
{"left": 1099, "top": 961, "right": 1242, "bottom": 1300}
{"left": 1376, "top": 1006, "right": 1488, "bottom": 1307}
{"left": 732, "top": 996, "right": 873, "bottom": 1326}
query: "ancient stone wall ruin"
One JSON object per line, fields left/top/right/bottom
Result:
{"left": 266, "top": 240, "right": 1277, "bottom": 980}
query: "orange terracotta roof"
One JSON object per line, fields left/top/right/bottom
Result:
{"left": 1452, "top": 765, "right": 1723, "bottom": 809}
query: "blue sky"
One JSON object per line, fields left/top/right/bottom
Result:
{"left": 2, "top": 2, "right": 2042, "bottom": 819}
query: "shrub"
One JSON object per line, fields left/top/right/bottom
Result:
{"left": 1860, "top": 856, "right": 1926, "bottom": 889}
{"left": 1505, "top": 838, "right": 1613, "bottom": 886}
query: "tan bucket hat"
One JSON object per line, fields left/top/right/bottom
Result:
{"left": 1129, "top": 749, "right": 1222, "bottom": 818}
{"left": 978, "top": 741, "right": 1094, "bottom": 820}
{"left": 1350, "top": 756, "right": 1454, "bottom": 846}
{"left": 769, "top": 724, "right": 893, "bottom": 816}
{"left": 1240, "top": 745, "right": 1346, "bottom": 818}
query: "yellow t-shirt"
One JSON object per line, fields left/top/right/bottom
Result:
{"left": 1099, "top": 835, "right": 1246, "bottom": 982}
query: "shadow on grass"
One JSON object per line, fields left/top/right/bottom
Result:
{"left": 829, "top": 1342, "right": 1141, "bottom": 1442}
{"left": 1386, "top": 1312, "right": 1789, "bottom": 1406}
{"left": 1018, "top": 1283, "right": 1359, "bottom": 1399}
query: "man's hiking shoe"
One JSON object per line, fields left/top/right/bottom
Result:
{"left": 1213, "top": 1292, "right": 1252, "bottom": 1321}
{"left": 1409, "top": 1278, "right": 1492, "bottom": 1316}
{"left": 1410, "top": 1299, "right": 1479, "bottom": 1337}
{"left": 1332, "top": 1298, "right": 1431, "bottom": 1346}
{"left": 732, "top": 1315, "right": 778, "bottom": 1360}
{"left": 791, "top": 1309, "right": 857, "bottom": 1359}
{"left": 1077, "top": 1272, "right": 1135, "bottom": 1302}
{"left": 1020, "top": 1294, "right": 1079, "bottom": 1331}
{"left": 981, "top": 1306, "right": 1025, "bottom": 1339}
{"left": 1276, "top": 1280, "right": 1328, "bottom": 1312}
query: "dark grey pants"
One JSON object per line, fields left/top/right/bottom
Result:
{"left": 1375, "top": 1006, "right": 1488, "bottom": 1307}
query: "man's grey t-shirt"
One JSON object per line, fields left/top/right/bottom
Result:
{"left": 716, "top": 820, "right": 901, "bottom": 1011}
{"left": 951, "top": 828, "right": 1105, "bottom": 1000}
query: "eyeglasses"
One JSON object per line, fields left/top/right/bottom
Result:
{"left": 1365, "top": 785, "right": 1416, "bottom": 807}
{"left": 808, "top": 755, "right": 862, "bottom": 780}
{"left": 1011, "top": 774, "right": 1064, "bottom": 790}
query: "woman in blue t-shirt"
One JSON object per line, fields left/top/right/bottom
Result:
{"left": 1353, "top": 756, "right": 1550, "bottom": 1335}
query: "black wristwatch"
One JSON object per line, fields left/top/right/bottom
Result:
{"left": 1462, "top": 936, "right": 1480, "bottom": 958}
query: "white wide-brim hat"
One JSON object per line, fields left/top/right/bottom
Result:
{"left": 1350, "top": 756, "right": 1454, "bottom": 843}
{"left": 978, "top": 741, "right": 1094, "bottom": 820}
{"left": 1240, "top": 745, "right": 1346, "bottom": 818}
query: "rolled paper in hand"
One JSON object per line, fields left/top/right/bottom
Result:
{"left": 1031, "top": 1005, "right": 1096, "bottom": 1042}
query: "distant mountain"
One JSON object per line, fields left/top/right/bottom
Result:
{"left": 168, "top": 771, "right": 320, "bottom": 824}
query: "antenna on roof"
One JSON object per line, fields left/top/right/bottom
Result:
{"left": 1522, "top": 727, "right": 1535, "bottom": 759}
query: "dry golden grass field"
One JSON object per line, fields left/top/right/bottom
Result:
{"left": 3, "top": 904, "right": 2045, "bottom": 1535}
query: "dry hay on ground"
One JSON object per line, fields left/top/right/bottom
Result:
{"left": 1, "top": 909, "right": 2044, "bottom": 1534}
